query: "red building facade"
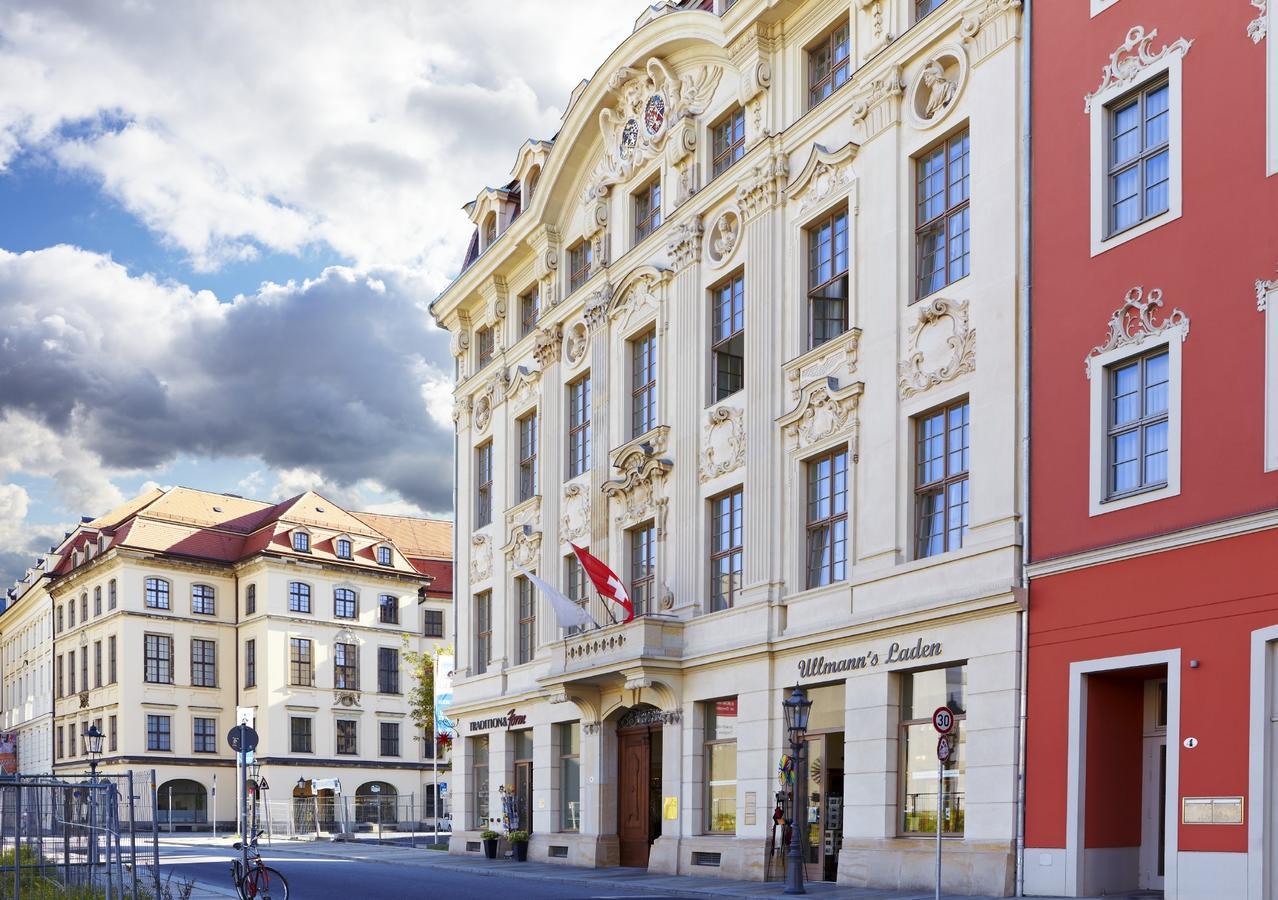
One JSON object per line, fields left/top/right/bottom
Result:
{"left": 1026, "top": 1, "right": 1278, "bottom": 898}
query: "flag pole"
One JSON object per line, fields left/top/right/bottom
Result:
{"left": 594, "top": 585, "right": 619, "bottom": 627}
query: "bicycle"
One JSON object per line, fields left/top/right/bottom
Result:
{"left": 231, "top": 830, "right": 289, "bottom": 900}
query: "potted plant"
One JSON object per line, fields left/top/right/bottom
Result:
{"left": 480, "top": 828, "right": 500, "bottom": 859}
{"left": 509, "top": 830, "right": 529, "bottom": 862}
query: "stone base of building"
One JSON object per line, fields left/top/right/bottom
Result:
{"left": 648, "top": 835, "right": 769, "bottom": 880}
{"left": 838, "top": 838, "right": 1015, "bottom": 897}
{"left": 451, "top": 830, "right": 618, "bottom": 867}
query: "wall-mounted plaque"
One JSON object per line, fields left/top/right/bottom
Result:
{"left": 1182, "top": 796, "right": 1244, "bottom": 825}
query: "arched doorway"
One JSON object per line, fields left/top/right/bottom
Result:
{"left": 615, "top": 705, "right": 665, "bottom": 868}
{"left": 355, "top": 781, "right": 397, "bottom": 825}
{"left": 157, "top": 779, "right": 207, "bottom": 828}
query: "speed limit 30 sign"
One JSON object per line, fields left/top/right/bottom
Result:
{"left": 932, "top": 706, "right": 955, "bottom": 735}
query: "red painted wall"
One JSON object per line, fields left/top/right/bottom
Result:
{"left": 1030, "top": 0, "right": 1278, "bottom": 562}
{"left": 1026, "top": 527, "right": 1278, "bottom": 851}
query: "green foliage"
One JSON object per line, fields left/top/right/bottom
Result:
{"left": 509, "top": 830, "right": 529, "bottom": 843}
{"left": 0, "top": 847, "right": 107, "bottom": 900}
{"left": 403, "top": 639, "right": 453, "bottom": 738}
{"left": 480, "top": 829, "right": 501, "bottom": 840}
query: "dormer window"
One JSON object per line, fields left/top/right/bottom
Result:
{"left": 335, "top": 538, "right": 352, "bottom": 560}
{"left": 377, "top": 545, "right": 393, "bottom": 567}
{"left": 293, "top": 531, "right": 310, "bottom": 553}
{"left": 526, "top": 167, "right": 541, "bottom": 202}
{"left": 483, "top": 213, "right": 497, "bottom": 247}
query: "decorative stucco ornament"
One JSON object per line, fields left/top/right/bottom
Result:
{"left": 564, "top": 321, "right": 590, "bottom": 366}
{"left": 561, "top": 483, "right": 590, "bottom": 544}
{"left": 922, "top": 59, "right": 958, "bottom": 118}
{"left": 705, "top": 209, "right": 742, "bottom": 269}
{"left": 699, "top": 405, "right": 746, "bottom": 482}
{"left": 898, "top": 298, "right": 977, "bottom": 399}
{"left": 1084, "top": 26, "right": 1193, "bottom": 113}
{"left": 1084, "top": 286, "right": 1190, "bottom": 377}
{"left": 1249, "top": 0, "right": 1268, "bottom": 43}
{"left": 470, "top": 533, "right": 492, "bottom": 583}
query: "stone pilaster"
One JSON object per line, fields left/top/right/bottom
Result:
{"left": 585, "top": 282, "right": 613, "bottom": 565}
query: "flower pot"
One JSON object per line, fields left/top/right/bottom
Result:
{"left": 482, "top": 838, "right": 498, "bottom": 859}
{"left": 513, "top": 840, "right": 529, "bottom": 862}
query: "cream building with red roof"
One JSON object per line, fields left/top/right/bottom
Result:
{"left": 45, "top": 485, "right": 453, "bottom": 832}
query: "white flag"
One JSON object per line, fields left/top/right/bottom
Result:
{"left": 515, "top": 565, "right": 599, "bottom": 631}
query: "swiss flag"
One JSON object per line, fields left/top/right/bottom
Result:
{"left": 570, "top": 543, "right": 635, "bottom": 622}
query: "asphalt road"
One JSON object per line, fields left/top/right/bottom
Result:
{"left": 157, "top": 843, "right": 682, "bottom": 899}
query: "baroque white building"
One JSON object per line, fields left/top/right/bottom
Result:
{"left": 1, "top": 563, "right": 55, "bottom": 774}
{"left": 433, "top": 0, "right": 1026, "bottom": 893}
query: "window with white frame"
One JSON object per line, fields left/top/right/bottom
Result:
{"left": 711, "top": 272, "right": 745, "bottom": 401}
{"left": 475, "top": 441, "right": 493, "bottom": 527}
{"left": 516, "top": 575, "right": 536, "bottom": 664}
{"left": 1086, "top": 28, "right": 1189, "bottom": 255}
{"left": 292, "top": 530, "right": 310, "bottom": 553}
{"left": 634, "top": 177, "right": 662, "bottom": 243}
{"left": 517, "top": 410, "right": 539, "bottom": 502}
{"left": 376, "top": 543, "right": 391, "bottom": 565}
{"left": 630, "top": 329, "right": 657, "bottom": 437}
{"left": 1261, "top": 279, "right": 1278, "bottom": 471}
{"left": 519, "top": 286, "right": 540, "bottom": 337}
{"left": 807, "top": 20, "right": 850, "bottom": 110}
{"left": 629, "top": 522, "right": 656, "bottom": 617}
{"left": 567, "top": 375, "right": 592, "bottom": 478}
{"left": 711, "top": 107, "right": 745, "bottom": 178}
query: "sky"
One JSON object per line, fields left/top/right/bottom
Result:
{"left": 0, "top": 1, "right": 649, "bottom": 588}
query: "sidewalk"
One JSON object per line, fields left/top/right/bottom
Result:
{"left": 165, "top": 835, "right": 1061, "bottom": 900}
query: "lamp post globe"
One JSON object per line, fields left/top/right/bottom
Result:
{"left": 82, "top": 723, "right": 105, "bottom": 781}
{"left": 781, "top": 686, "right": 812, "bottom": 895}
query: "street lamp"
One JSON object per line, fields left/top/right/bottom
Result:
{"left": 247, "top": 761, "right": 262, "bottom": 783}
{"left": 782, "top": 686, "right": 813, "bottom": 895}
{"left": 82, "top": 724, "right": 104, "bottom": 782}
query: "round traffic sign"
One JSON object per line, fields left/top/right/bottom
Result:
{"left": 932, "top": 706, "right": 955, "bottom": 734}
{"left": 227, "top": 724, "right": 259, "bottom": 753}
{"left": 937, "top": 735, "right": 952, "bottom": 762}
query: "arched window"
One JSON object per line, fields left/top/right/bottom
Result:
{"left": 355, "top": 781, "right": 398, "bottom": 824}
{"left": 157, "top": 779, "right": 208, "bottom": 825}
{"left": 289, "top": 582, "right": 312, "bottom": 614}
{"left": 292, "top": 531, "right": 310, "bottom": 553}
{"left": 334, "top": 588, "right": 357, "bottom": 619}
{"left": 145, "top": 578, "right": 170, "bottom": 610}
{"left": 335, "top": 538, "right": 352, "bottom": 560}
{"left": 192, "top": 584, "right": 215, "bottom": 615}
{"left": 483, "top": 213, "right": 497, "bottom": 247}
{"left": 80, "top": 592, "right": 88, "bottom": 621}
{"left": 108, "top": 579, "right": 117, "bottom": 610}
{"left": 376, "top": 545, "right": 392, "bottom": 566}
{"left": 526, "top": 166, "right": 541, "bottom": 203}
{"left": 93, "top": 586, "right": 102, "bottom": 616}
{"left": 67, "top": 601, "right": 75, "bottom": 628}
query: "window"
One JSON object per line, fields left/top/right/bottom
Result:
{"left": 290, "top": 716, "right": 313, "bottom": 753}
{"left": 634, "top": 178, "right": 662, "bottom": 242}
{"left": 1107, "top": 80, "right": 1170, "bottom": 237}
{"left": 144, "top": 634, "right": 173, "bottom": 684}
{"left": 192, "top": 584, "right": 215, "bottom": 615}
{"left": 915, "top": 0, "right": 945, "bottom": 21}
{"left": 807, "top": 210, "right": 849, "bottom": 348}
{"left": 705, "top": 698, "right": 738, "bottom": 833}
{"left": 473, "top": 735, "right": 491, "bottom": 827}
{"left": 1105, "top": 349, "right": 1169, "bottom": 500}
{"left": 380, "top": 721, "right": 401, "bottom": 757}
{"left": 93, "top": 640, "right": 102, "bottom": 688}
{"left": 560, "top": 722, "right": 581, "bottom": 831}
{"left": 710, "top": 489, "right": 743, "bottom": 612}
{"left": 378, "top": 647, "right": 400, "bottom": 694}
{"left": 108, "top": 636, "right": 117, "bottom": 684}
{"left": 916, "top": 131, "right": 971, "bottom": 300}
{"left": 379, "top": 594, "right": 399, "bottom": 624}
{"left": 335, "top": 642, "right": 359, "bottom": 690}
{"left": 915, "top": 399, "right": 971, "bottom": 558}
{"left": 336, "top": 719, "right": 358, "bottom": 755}
{"left": 191, "top": 639, "right": 217, "bottom": 687}
{"left": 564, "top": 555, "right": 590, "bottom": 636}
{"left": 292, "top": 531, "right": 310, "bottom": 553}
{"left": 806, "top": 448, "right": 848, "bottom": 588}
{"left": 56, "top": 725, "right": 63, "bottom": 760}
{"left": 146, "top": 714, "right": 171, "bottom": 752}
{"left": 290, "top": 637, "right": 314, "bottom": 686}
{"left": 567, "top": 376, "right": 592, "bottom": 478}
{"left": 630, "top": 329, "right": 657, "bottom": 438}
{"left": 289, "top": 581, "right": 312, "bottom": 613}
{"left": 335, "top": 538, "right": 352, "bottom": 560}
{"left": 474, "top": 591, "right": 492, "bottom": 675}
{"left": 423, "top": 608, "right": 445, "bottom": 638}
{"left": 68, "top": 649, "right": 76, "bottom": 694}
{"left": 108, "top": 579, "right": 117, "bottom": 609}
{"left": 245, "top": 584, "right": 256, "bottom": 615}
{"left": 520, "top": 287, "right": 540, "bottom": 337}
{"left": 711, "top": 107, "right": 746, "bottom": 178}
{"left": 109, "top": 715, "right": 117, "bottom": 752}
{"left": 55, "top": 655, "right": 63, "bottom": 698}
{"left": 193, "top": 717, "right": 216, "bottom": 753}
{"left": 377, "top": 545, "right": 393, "bottom": 566}
{"left": 475, "top": 442, "right": 493, "bottom": 527}
{"left": 80, "top": 650, "right": 87, "bottom": 693}
{"left": 334, "top": 588, "right": 357, "bottom": 619}
{"left": 629, "top": 523, "right": 656, "bottom": 617}
{"left": 568, "top": 241, "right": 592, "bottom": 294}
{"left": 93, "top": 586, "right": 101, "bottom": 616}
{"left": 518, "top": 411, "right": 539, "bottom": 502}
{"left": 484, "top": 215, "right": 497, "bottom": 246}
{"left": 711, "top": 273, "right": 745, "bottom": 400}
{"left": 245, "top": 639, "right": 256, "bottom": 688}
{"left": 145, "top": 577, "right": 169, "bottom": 610}
{"left": 808, "top": 20, "right": 850, "bottom": 109}
{"left": 476, "top": 325, "right": 494, "bottom": 369}
{"left": 56, "top": 607, "right": 63, "bottom": 633}
{"left": 899, "top": 665, "right": 966, "bottom": 835}
{"left": 516, "top": 576, "right": 536, "bottom": 665}
{"left": 67, "top": 600, "right": 74, "bottom": 629}
{"left": 80, "top": 593, "right": 87, "bottom": 621}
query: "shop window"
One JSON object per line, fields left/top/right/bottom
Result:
{"left": 898, "top": 665, "right": 966, "bottom": 835}
{"left": 705, "top": 698, "right": 738, "bottom": 833}
{"left": 473, "top": 735, "right": 490, "bottom": 827}
{"left": 559, "top": 722, "right": 581, "bottom": 831}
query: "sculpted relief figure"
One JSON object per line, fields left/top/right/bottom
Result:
{"left": 922, "top": 59, "right": 957, "bottom": 119}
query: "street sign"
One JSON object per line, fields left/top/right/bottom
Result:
{"left": 932, "top": 706, "right": 955, "bottom": 734}
{"left": 259, "top": 778, "right": 270, "bottom": 791}
{"left": 936, "top": 735, "right": 952, "bottom": 762}
{"left": 226, "top": 724, "right": 259, "bottom": 753}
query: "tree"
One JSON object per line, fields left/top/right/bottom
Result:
{"left": 404, "top": 640, "right": 453, "bottom": 749}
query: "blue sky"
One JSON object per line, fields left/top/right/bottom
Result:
{"left": 0, "top": 1, "right": 645, "bottom": 587}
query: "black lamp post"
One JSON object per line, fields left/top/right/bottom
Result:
{"left": 782, "top": 686, "right": 813, "bottom": 895}
{"left": 82, "top": 724, "right": 104, "bottom": 782}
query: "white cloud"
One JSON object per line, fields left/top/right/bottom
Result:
{"left": 0, "top": 1, "right": 647, "bottom": 271}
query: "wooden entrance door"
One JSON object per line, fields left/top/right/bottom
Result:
{"left": 618, "top": 728, "right": 652, "bottom": 867}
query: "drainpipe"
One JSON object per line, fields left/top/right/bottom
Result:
{"left": 1015, "top": 0, "right": 1033, "bottom": 896}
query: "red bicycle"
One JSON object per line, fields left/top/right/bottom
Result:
{"left": 230, "top": 831, "right": 289, "bottom": 900}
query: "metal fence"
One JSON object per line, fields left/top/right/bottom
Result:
{"left": 257, "top": 794, "right": 450, "bottom": 846}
